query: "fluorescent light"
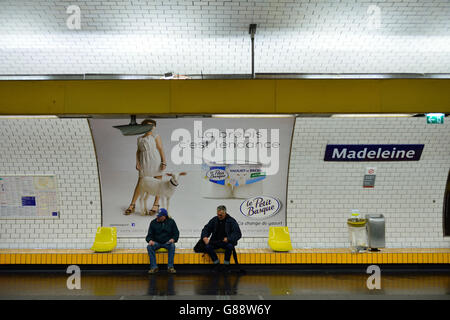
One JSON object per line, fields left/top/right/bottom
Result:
{"left": 162, "top": 72, "right": 174, "bottom": 80}
{"left": 160, "top": 73, "right": 190, "bottom": 80}
{"left": 0, "top": 115, "right": 58, "bottom": 119}
{"left": 331, "top": 114, "right": 416, "bottom": 118}
{"left": 212, "top": 114, "right": 294, "bottom": 118}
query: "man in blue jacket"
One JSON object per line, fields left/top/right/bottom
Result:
{"left": 201, "top": 205, "right": 242, "bottom": 268}
{"left": 146, "top": 208, "right": 179, "bottom": 274}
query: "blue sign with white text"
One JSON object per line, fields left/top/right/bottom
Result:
{"left": 324, "top": 144, "right": 424, "bottom": 162}
{"left": 21, "top": 196, "right": 36, "bottom": 206}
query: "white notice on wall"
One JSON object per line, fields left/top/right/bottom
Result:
{"left": 0, "top": 176, "right": 59, "bottom": 219}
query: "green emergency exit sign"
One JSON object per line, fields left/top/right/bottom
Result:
{"left": 426, "top": 113, "right": 444, "bottom": 124}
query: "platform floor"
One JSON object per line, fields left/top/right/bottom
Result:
{"left": 0, "top": 268, "right": 449, "bottom": 300}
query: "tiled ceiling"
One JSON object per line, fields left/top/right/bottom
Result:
{"left": 0, "top": 0, "right": 449, "bottom": 75}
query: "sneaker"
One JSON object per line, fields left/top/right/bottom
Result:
{"left": 167, "top": 267, "right": 176, "bottom": 274}
{"left": 148, "top": 267, "right": 159, "bottom": 274}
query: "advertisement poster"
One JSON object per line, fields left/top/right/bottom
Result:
{"left": 89, "top": 117, "right": 294, "bottom": 238}
{"left": 0, "top": 175, "right": 59, "bottom": 219}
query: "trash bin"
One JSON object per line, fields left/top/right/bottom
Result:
{"left": 365, "top": 214, "right": 385, "bottom": 251}
{"left": 347, "top": 211, "right": 367, "bottom": 253}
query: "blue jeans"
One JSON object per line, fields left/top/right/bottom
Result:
{"left": 147, "top": 242, "right": 175, "bottom": 269}
{"left": 205, "top": 241, "right": 234, "bottom": 263}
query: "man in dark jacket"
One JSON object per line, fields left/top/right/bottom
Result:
{"left": 201, "top": 205, "right": 242, "bottom": 268}
{"left": 146, "top": 208, "right": 179, "bottom": 274}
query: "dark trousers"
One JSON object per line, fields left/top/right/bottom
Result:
{"left": 205, "top": 241, "right": 234, "bottom": 263}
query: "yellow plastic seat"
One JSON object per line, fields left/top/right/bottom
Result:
{"left": 90, "top": 227, "right": 117, "bottom": 252}
{"left": 268, "top": 226, "right": 293, "bottom": 252}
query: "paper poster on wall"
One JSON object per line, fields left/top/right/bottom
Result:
{"left": 0, "top": 175, "right": 59, "bottom": 219}
{"left": 89, "top": 117, "right": 295, "bottom": 238}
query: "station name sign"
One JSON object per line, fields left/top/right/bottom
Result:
{"left": 324, "top": 144, "right": 424, "bottom": 162}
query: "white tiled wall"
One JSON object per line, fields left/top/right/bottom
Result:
{"left": 0, "top": 118, "right": 101, "bottom": 249}
{"left": 0, "top": 117, "right": 449, "bottom": 249}
{"left": 288, "top": 117, "right": 450, "bottom": 249}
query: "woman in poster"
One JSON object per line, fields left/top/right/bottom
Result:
{"left": 124, "top": 119, "right": 167, "bottom": 215}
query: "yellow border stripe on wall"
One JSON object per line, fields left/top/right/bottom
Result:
{"left": 0, "top": 79, "right": 449, "bottom": 115}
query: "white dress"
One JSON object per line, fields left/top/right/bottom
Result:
{"left": 137, "top": 134, "right": 162, "bottom": 177}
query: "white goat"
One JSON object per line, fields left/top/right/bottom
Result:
{"left": 138, "top": 172, "right": 186, "bottom": 215}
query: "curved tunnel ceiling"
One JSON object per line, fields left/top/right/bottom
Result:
{"left": 0, "top": 0, "right": 449, "bottom": 75}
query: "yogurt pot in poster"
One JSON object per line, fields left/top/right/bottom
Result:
{"left": 201, "top": 161, "right": 266, "bottom": 199}
{"left": 228, "top": 162, "right": 266, "bottom": 199}
{"left": 201, "top": 161, "right": 233, "bottom": 198}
